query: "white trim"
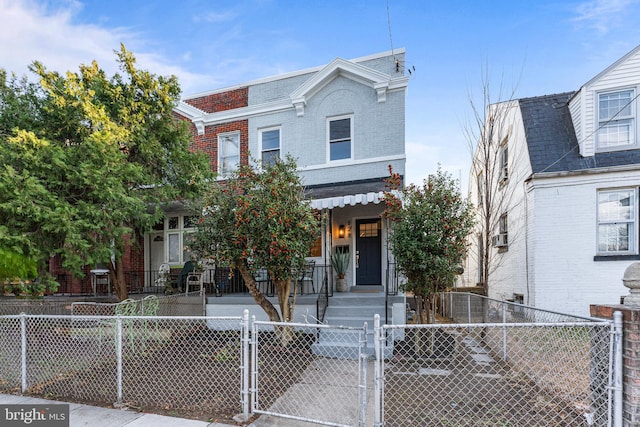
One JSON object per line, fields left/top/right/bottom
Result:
{"left": 218, "top": 131, "right": 240, "bottom": 177}
{"left": 596, "top": 187, "right": 637, "bottom": 255}
{"left": 595, "top": 87, "right": 637, "bottom": 152}
{"left": 175, "top": 54, "right": 409, "bottom": 124}
{"left": 290, "top": 58, "right": 406, "bottom": 117}
{"left": 175, "top": 100, "right": 291, "bottom": 135}
{"left": 298, "top": 153, "right": 406, "bottom": 172}
{"left": 181, "top": 48, "right": 407, "bottom": 101}
{"left": 258, "top": 126, "right": 281, "bottom": 166}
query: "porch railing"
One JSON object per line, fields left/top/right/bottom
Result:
{"left": 51, "top": 264, "right": 333, "bottom": 297}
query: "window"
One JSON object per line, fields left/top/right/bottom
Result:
{"left": 597, "top": 189, "right": 636, "bottom": 254}
{"left": 165, "top": 215, "right": 197, "bottom": 265}
{"left": 499, "top": 145, "right": 509, "bottom": 183}
{"left": 492, "top": 214, "right": 508, "bottom": 249}
{"left": 328, "top": 116, "right": 352, "bottom": 161}
{"left": 260, "top": 128, "right": 280, "bottom": 167}
{"left": 597, "top": 89, "right": 635, "bottom": 151}
{"left": 477, "top": 171, "right": 484, "bottom": 210}
{"left": 309, "top": 236, "right": 322, "bottom": 258}
{"left": 219, "top": 132, "right": 240, "bottom": 176}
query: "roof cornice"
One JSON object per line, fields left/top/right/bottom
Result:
{"left": 175, "top": 53, "right": 409, "bottom": 133}
{"left": 290, "top": 57, "right": 408, "bottom": 116}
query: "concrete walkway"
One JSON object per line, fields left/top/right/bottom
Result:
{"left": 0, "top": 393, "right": 237, "bottom": 427}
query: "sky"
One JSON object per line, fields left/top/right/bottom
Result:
{"left": 1, "top": 0, "right": 640, "bottom": 191}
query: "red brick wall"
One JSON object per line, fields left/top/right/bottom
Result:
{"left": 591, "top": 304, "right": 639, "bottom": 425}
{"left": 188, "top": 119, "right": 249, "bottom": 172}
{"left": 183, "top": 87, "right": 248, "bottom": 113}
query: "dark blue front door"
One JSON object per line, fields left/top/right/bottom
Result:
{"left": 355, "top": 219, "right": 381, "bottom": 285}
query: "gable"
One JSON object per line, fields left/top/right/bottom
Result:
{"left": 290, "top": 57, "right": 408, "bottom": 117}
{"left": 569, "top": 44, "right": 640, "bottom": 157}
{"left": 522, "top": 92, "right": 640, "bottom": 174}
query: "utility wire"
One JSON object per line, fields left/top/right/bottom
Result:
{"left": 538, "top": 90, "right": 640, "bottom": 173}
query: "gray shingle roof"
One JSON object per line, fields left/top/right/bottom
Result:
{"left": 519, "top": 92, "right": 640, "bottom": 174}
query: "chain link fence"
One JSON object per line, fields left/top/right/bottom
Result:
{"left": 0, "top": 313, "right": 247, "bottom": 421}
{"left": 0, "top": 291, "right": 204, "bottom": 317}
{"left": 0, "top": 293, "right": 621, "bottom": 426}
{"left": 251, "top": 320, "right": 372, "bottom": 426}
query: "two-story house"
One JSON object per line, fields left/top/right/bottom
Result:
{"left": 464, "top": 44, "right": 640, "bottom": 316}
{"left": 143, "top": 49, "right": 408, "bottom": 293}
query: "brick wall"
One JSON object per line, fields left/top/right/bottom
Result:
{"left": 591, "top": 304, "right": 640, "bottom": 426}
{"left": 190, "top": 119, "right": 249, "bottom": 172}
{"left": 183, "top": 87, "right": 248, "bottom": 113}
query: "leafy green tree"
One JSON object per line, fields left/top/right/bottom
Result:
{"left": 384, "top": 166, "right": 475, "bottom": 324}
{"left": 190, "top": 156, "right": 319, "bottom": 328}
{"left": 0, "top": 45, "right": 212, "bottom": 300}
{"left": 0, "top": 247, "right": 37, "bottom": 295}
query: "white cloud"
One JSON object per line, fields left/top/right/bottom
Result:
{"left": 571, "top": 0, "right": 639, "bottom": 33}
{"left": 0, "top": 0, "right": 215, "bottom": 95}
{"left": 193, "top": 10, "right": 237, "bottom": 23}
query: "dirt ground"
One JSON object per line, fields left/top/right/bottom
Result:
{"left": 8, "top": 322, "right": 313, "bottom": 426}
{"left": 1, "top": 320, "right": 605, "bottom": 426}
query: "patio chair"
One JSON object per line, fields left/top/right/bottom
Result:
{"left": 155, "top": 263, "right": 171, "bottom": 289}
{"left": 185, "top": 271, "right": 204, "bottom": 294}
{"left": 297, "top": 261, "right": 316, "bottom": 294}
{"left": 254, "top": 268, "right": 274, "bottom": 297}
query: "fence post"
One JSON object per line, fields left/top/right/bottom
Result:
{"left": 467, "top": 293, "right": 471, "bottom": 324}
{"left": 360, "top": 352, "right": 368, "bottom": 427}
{"left": 502, "top": 303, "right": 507, "bottom": 361}
{"left": 242, "top": 309, "right": 250, "bottom": 421}
{"left": 374, "top": 314, "right": 382, "bottom": 427}
{"left": 116, "top": 315, "right": 123, "bottom": 405}
{"left": 613, "top": 311, "right": 623, "bottom": 427}
{"left": 20, "top": 313, "right": 27, "bottom": 393}
{"left": 250, "top": 315, "right": 258, "bottom": 414}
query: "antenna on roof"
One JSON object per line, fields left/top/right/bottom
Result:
{"left": 387, "top": 0, "right": 416, "bottom": 78}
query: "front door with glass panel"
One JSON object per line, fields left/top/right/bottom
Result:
{"left": 355, "top": 219, "right": 382, "bottom": 285}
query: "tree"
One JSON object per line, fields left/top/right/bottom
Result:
{"left": 0, "top": 45, "right": 212, "bottom": 300}
{"left": 383, "top": 166, "right": 475, "bottom": 324}
{"left": 0, "top": 248, "right": 37, "bottom": 295}
{"left": 190, "top": 156, "right": 319, "bottom": 330}
{"left": 464, "top": 71, "right": 522, "bottom": 294}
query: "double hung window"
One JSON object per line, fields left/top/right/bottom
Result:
{"left": 219, "top": 132, "right": 240, "bottom": 176}
{"left": 597, "top": 89, "right": 635, "bottom": 151}
{"left": 260, "top": 128, "right": 280, "bottom": 167}
{"left": 328, "top": 116, "right": 352, "bottom": 161}
{"left": 597, "top": 189, "right": 636, "bottom": 254}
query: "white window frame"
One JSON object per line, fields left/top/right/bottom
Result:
{"left": 165, "top": 215, "right": 197, "bottom": 266}
{"left": 596, "top": 88, "right": 636, "bottom": 152}
{"left": 259, "top": 126, "right": 281, "bottom": 167}
{"left": 597, "top": 188, "right": 637, "bottom": 255}
{"left": 499, "top": 145, "right": 509, "bottom": 183}
{"left": 218, "top": 131, "right": 240, "bottom": 176}
{"left": 327, "top": 114, "right": 353, "bottom": 163}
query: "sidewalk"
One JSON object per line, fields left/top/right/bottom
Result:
{"left": 0, "top": 393, "right": 239, "bottom": 427}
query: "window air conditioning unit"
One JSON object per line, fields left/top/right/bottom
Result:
{"left": 492, "top": 233, "right": 508, "bottom": 247}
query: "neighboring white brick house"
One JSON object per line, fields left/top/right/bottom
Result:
{"left": 145, "top": 50, "right": 409, "bottom": 290}
{"left": 463, "top": 44, "right": 640, "bottom": 316}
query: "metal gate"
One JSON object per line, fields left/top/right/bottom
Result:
{"left": 251, "top": 320, "right": 371, "bottom": 426}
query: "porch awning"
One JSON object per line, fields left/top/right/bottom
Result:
{"left": 309, "top": 191, "right": 385, "bottom": 210}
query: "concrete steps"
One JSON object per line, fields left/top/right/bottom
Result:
{"left": 313, "top": 293, "right": 393, "bottom": 359}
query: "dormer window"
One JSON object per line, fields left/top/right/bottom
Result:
{"left": 597, "top": 89, "right": 636, "bottom": 151}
